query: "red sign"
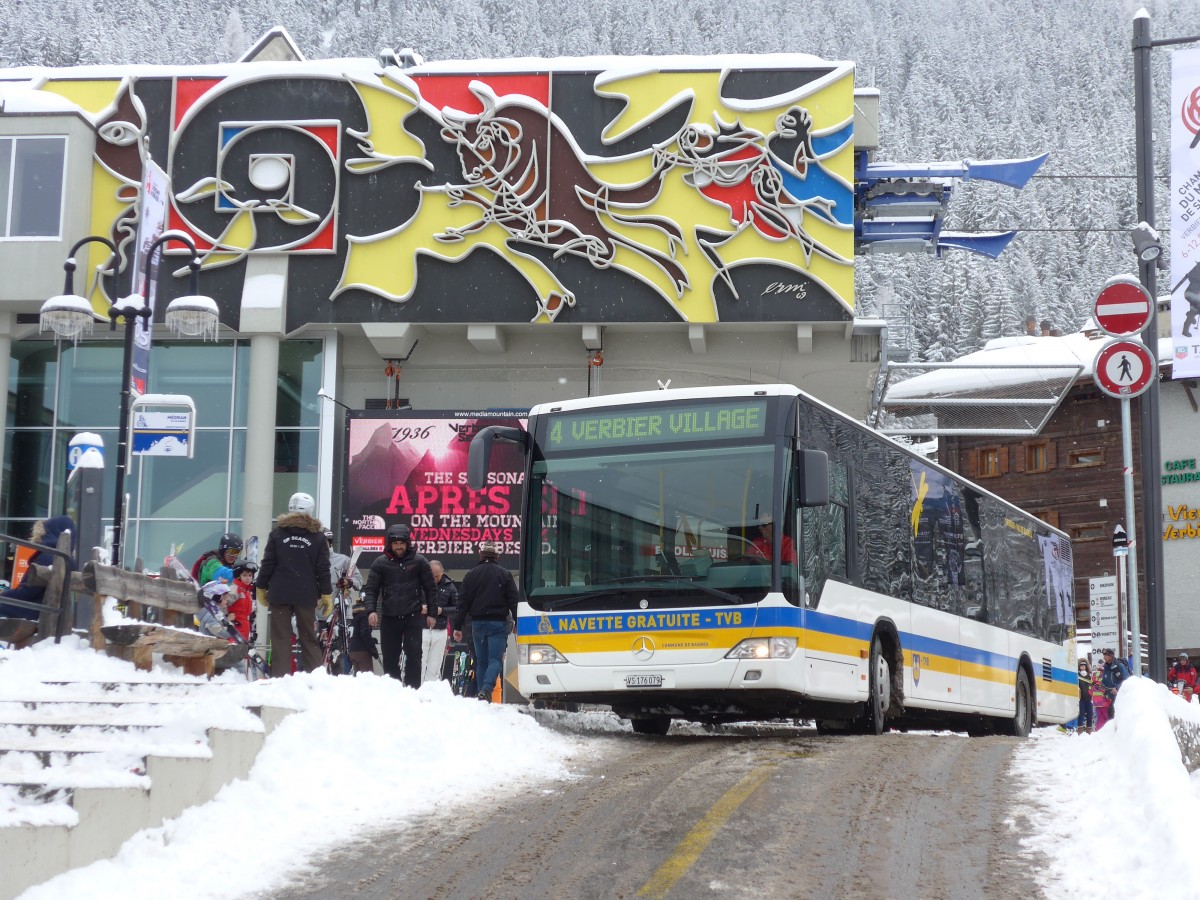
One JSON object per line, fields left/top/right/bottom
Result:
{"left": 1094, "top": 340, "right": 1156, "bottom": 399}
{"left": 1093, "top": 276, "right": 1152, "bottom": 337}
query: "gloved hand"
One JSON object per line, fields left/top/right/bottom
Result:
{"left": 318, "top": 594, "right": 333, "bottom": 618}
{"left": 256, "top": 588, "right": 269, "bottom": 608}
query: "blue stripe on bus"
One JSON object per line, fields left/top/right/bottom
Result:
{"left": 520, "top": 605, "right": 1072, "bottom": 683}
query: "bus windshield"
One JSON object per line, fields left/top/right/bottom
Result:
{"left": 527, "top": 444, "right": 778, "bottom": 609}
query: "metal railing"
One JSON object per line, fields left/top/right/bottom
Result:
{"left": 0, "top": 531, "right": 75, "bottom": 643}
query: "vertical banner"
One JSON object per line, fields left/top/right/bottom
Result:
{"left": 130, "top": 160, "right": 169, "bottom": 396}
{"left": 1171, "top": 49, "right": 1200, "bottom": 378}
{"left": 343, "top": 410, "right": 528, "bottom": 572}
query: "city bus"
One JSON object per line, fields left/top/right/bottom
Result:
{"left": 468, "top": 385, "right": 1076, "bottom": 736}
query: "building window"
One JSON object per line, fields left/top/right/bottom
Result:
{"left": 1067, "top": 448, "right": 1104, "bottom": 468}
{"left": 1017, "top": 441, "right": 1056, "bottom": 475}
{"left": 0, "top": 136, "right": 67, "bottom": 239}
{"left": 979, "top": 447, "right": 1002, "bottom": 478}
{"left": 2, "top": 337, "right": 325, "bottom": 569}
{"left": 1032, "top": 510, "right": 1060, "bottom": 528}
{"left": 1069, "top": 522, "right": 1108, "bottom": 541}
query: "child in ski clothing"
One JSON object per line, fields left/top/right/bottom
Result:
{"left": 1090, "top": 666, "right": 1111, "bottom": 730}
{"left": 1076, "top": 660, "right": 1094, "bottom": 733}
{"left": 228, "top": 562, "right": 256, "bottom": 641}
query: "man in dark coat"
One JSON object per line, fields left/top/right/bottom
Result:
{"left": 364, "top": 523, "right": 435, "bottom": 687}
{"left": 255, "top": 492, "right": 332, "bottom": 676}
{"left": 452, "top": 541, "right": 519, "bottom": 702}
{"left": 1101, "top": 648, "right": 1133, "bottom": 716}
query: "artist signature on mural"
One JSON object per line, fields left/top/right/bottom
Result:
{"left": 761, "top": 281, "right": 808, "bottom": 300}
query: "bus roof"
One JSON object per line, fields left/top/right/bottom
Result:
{"left": 527, "top": 383, "right": 1069, "bottom": 541}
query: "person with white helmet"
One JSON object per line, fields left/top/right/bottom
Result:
{"left": 1169, "top": 651, "right": 1197, "bottom": 693}
{"left": 255, "top": 492, "right": 332, "bottom": 676}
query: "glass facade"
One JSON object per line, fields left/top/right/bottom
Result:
{"left": 3, "top": 337, "right": 324, "bottom": 570}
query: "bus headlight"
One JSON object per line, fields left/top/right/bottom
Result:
{"left": 725, "top": 637, "right": 797, "bottom": 660}
{"left": 519, "top": 644, "right": 568, "bottom": 665}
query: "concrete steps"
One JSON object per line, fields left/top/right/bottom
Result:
{"left": 0, "top": 676, "right": 293, "bottom": 899}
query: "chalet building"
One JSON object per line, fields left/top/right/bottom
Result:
{"left": 884, "top": 322, "right": 1200, "bottom": 656}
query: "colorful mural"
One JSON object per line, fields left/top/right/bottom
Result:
{"left": 30, "top": 56, "right": 856, "bottom": 328}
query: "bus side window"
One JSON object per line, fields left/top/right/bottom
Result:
{"left": 798, "top": 460, "right": 848, "bottom": 605}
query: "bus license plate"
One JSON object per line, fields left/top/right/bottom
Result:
{"left": 625, "top": 674, "right": 664, "bottom": 687}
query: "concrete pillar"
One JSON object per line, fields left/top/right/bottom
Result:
{"left": 0, "top": 312, "right": 14, "bottom": 490}
{"left": 237, "top": 255, "right": 288, "bottom": 553}
{"left": 242, "top": 333, "right": 279, "bottom": 549}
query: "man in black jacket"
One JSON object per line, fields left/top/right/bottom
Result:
{"left": 256, "top": 492, "right": 332, "bottom": 676}
{"left": 364, "top": 523, "right": 435, "bottom": 687}
{"left": 453, "top": 541, "right": 519, "bottom": 702}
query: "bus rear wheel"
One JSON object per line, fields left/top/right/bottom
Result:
{"left": 630, "top": 715, "right": 671, "bottom": 736}
{"left": 863, "top": 635, "right": 891, "bottom": 736}
{"left": 1001, "top": 668, "right": 1034, "bottom": 738}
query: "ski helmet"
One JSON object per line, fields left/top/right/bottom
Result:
{"left": 218, "top": 533, "right": 243, "bottom": 557}
{"left": 232, "top": 561, "right": 259, "bottom": 576}
{"left": 288, "top": 492, "right": 316, "bottom": 515}
{"left": 386, "top": 523, "right": 412, "bottom": 545}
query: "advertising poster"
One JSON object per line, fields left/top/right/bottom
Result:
{"left": 343, "top": 410, "right": 527, "bottom": 573}
{"left": 1171, "top": 48, "right": 1200, "bottom": 378}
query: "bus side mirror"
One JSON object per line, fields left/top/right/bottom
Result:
{"left": 467, "top": 426, "right": 529, "bottom": 490}
{"left": 798, "top": 449, "right": 829, "bottom": 507}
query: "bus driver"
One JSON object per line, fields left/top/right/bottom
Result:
{"left": 750, "top": 515, "right": 795, "bottom": 564}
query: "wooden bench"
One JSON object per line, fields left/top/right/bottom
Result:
{"left": 81, "top": 562, "right": 232, "bottom": 677}
{"left": 2, "top": 542, "right": 234, "bottom": 677}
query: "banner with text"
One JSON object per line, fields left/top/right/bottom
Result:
{"left": 1172, "top": 48, "right": 1200, "bottom": 378}
{"left": 343, "top": 410, "right": 528, "bottom": 573}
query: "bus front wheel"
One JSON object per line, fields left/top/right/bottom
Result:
{"left": 630, "top": 715, "right": 671, "bottom": 736}
{"left": 1001, "top": 668, "right": 1034, "bottom": 738}
{"left": 864, "top": 635, "right": 891, "bottom": 736}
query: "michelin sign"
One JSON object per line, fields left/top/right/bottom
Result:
{"left": 131, "top": 411, "right": 192, "bottom": 457}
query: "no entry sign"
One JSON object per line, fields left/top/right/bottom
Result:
{"left": 1093, "top": 276, "right": 1152, "bottom": 337}
{"left": 1093, "top": 339, "right": 1156, "bottom": 399}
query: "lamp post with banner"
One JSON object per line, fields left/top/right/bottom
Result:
{"left": 39, "top": 231, "right": 218, "bottom": 569}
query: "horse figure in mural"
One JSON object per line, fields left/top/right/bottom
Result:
{"left": 433, "top": 85, "right": 690, "bottom": 319}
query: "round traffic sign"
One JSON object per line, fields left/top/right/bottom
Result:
{"left": 1093, "top": 339, "right": 1156, "bottom": 398}
{"left": 1093, "top": 276, "right": 1152, "bottom": 337}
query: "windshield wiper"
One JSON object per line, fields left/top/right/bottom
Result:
{"left": 539, "top": 589, "right": 631, "bottom": 611}
{"left": 593, "top": 575, "right": 743, "bottom": 605}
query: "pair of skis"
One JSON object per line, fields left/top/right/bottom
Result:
{"left": 200, "top": 597, "right": 270, "bottom": 678}
{"left": 322, "top": 547, "right": 362, "bottom": 676}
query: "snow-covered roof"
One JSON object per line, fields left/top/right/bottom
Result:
{"left": 885, "top": 328, "right": 1175, "bottom": 400}
{"left": 0, "top": 83, "right": 88, "bottom": 116}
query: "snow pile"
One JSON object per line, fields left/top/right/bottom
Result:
{"left": 1012, "top": 677, "right": 1200, "bottom": 895}
{"left": 5, "top": 640, "right": 580, "bottom": 900}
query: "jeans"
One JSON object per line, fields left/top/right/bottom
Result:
{"left": 472, "top": 619, "right": 508, "bottom": 699}
{"left": 1078, "top": 691, "right": 1095, "bottom": 729}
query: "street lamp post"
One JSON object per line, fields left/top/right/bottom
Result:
{"left": 39, "top": 231, "right": 218, "bottom": 570}
{"left": 1131, "top": 11, "right": 1200, "bottom": 682}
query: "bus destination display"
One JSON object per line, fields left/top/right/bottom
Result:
{"left": 545, "top": 400, "right": 768, "bottom": 451}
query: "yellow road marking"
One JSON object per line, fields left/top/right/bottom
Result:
{"left": 637, "top": 764, "right": 776, "bottom": 899}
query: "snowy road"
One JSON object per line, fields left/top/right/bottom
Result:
{"left": 279, "top": 719, "right": 1042, "bottom": 899}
